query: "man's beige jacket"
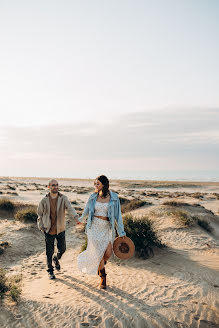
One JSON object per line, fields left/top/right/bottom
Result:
{"left": 37, "top": 192, "right": 78, "bottom": 234}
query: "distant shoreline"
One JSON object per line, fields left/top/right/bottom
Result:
{"left": 1, "top": 176, "right": 219, "bottom": 185}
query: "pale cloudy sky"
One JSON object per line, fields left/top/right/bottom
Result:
{"left": 0, "top": 1, "right": 219, "bottom": 180}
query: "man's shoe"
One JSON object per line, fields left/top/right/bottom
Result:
{"left": 53, "top": 256, "right": 61, "bottom": 270}
{"left": 48, "top": 271, "right": 56, "bottom": 280}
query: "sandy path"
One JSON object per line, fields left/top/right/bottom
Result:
{"left": 1, "top": 221, "right": 219, "bottom": 328}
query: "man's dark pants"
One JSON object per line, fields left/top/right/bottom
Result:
{"left": 44, "top": 231, "right": 66, "bottom": 272}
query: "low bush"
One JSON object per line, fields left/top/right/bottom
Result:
{"left": 0, "top": 269, "right": 22, "bottom": 302}
{"left": 197, "top": 219, "right": 213, "bottom": 232}
{"left": 120, "top": 198, "right": 151, "bottom": 213}
{"left": 6, "top": 185, "right": 16, "bottom": 190}
{"left": 15, "top": 208, "right": 37, "bottom": 223}
{"left": 162, "top": 200, "right": 191, "bottom": 206}
{"left": 9, "top": 274, "right": 22, "bottom": 285}
{"left": 123, "top": 214, "right": 164, "bottom": 259}
{"left": 168, "top": 210, "right": 213, "bottom": 232}
{"left": 168, "top": 210, "right": 195, "bottom": 227}
{"left": 119, "top": 197, "right": 129, "bottom": 205}
{"left": 9, "top": 285, "right": 21, "bottom": 302}
{"left": 0, "top": 199, "right": 15, "bottom": 212}
{"left": 6, "top": 192, "right": 18, "bottom": 196}
{"left": 0, "top": 268, "right": 8, "bottom": 297}
{"left": 191, "top": 192, "right": 204, "bottom": 199}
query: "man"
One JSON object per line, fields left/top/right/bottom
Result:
{"left": 37, "top": 179, "right": 79, "bottom": 279}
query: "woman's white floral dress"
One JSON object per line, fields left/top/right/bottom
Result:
{"left": 77, "top": 202, "right": 113, "bottom": 275}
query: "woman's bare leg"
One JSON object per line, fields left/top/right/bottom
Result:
{"left": 104, "top": 242, "right": 113, "bottom": 262}
{"left": 98, "top": 258, "right": 104, "bottom": 271}
{"left": 98, "top": 242, "right": 113, "bottom": 271}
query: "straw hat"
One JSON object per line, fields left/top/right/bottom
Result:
{"left": 113, "top": 236, "right": 135, "bottom": 259}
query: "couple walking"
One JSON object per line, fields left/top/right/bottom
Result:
{"left": 37, "top": 175, "right": 126, "bottom": 289}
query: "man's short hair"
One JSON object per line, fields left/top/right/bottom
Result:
{"left": 48, "top": 179, "right": 58, "bottom": 186}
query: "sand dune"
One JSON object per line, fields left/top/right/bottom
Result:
{"left": 0, "top": 177, "right": 219, "bottom": 327}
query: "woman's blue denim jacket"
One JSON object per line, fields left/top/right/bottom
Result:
{"left": 78, "top": 191, "right": 126, "bottom": 240}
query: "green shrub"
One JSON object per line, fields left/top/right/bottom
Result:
{"left": 0, "top": 269, "right": 22, "bottom": 302}
{"left": 169, "top": 210, "right": 195, "bottom": 227}
{"left": 119, "top": 197, "right": 129, "bottom": 205}
{"left": 163, "top": 208, "right": 213, "bottom": 231}
{"left": 0, "top": 199, "right": 15, "bottom": 211}
{"left": 120, "top": 198, "right": 151, "bottom": 213}
{"left": 0, "top": 268, "right": 8, "bottom": 296}
{"left": 15, "top": 208, "right": 37, "bottom": 223}
{"left": 6, "top": 185, "right": 16, "bottom": 190}
{"left": 162, "top": 200, "right": 191, "bottom": 206}
{"left": 7, "top": 274, "right": 22, "bottom": 288}
{"left": 9, "top": 285, "right": 21, "bottom": 303}
{"left": 6, "top": 192, "right": 18, "bottom": 196}
{"left": 123, "top": 214, "right": 164, "bottom": 259}
{"left": 191, "top": 192, "right": 204, "bottom": 199}
{"left": 197, "top": 219, "right": 213, "bottom": 232}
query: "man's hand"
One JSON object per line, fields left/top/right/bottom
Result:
{"left": 76, "top": 218, "right": 81, "bottom": 225}
{"left": 74, "top": 215, "right": 81, "bottom": 224}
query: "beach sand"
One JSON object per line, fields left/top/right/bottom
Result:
{"left": 0, "top": 177, "right": 219, "bottom": 328}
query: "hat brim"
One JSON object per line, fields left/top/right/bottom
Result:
{"left": 113, "top": 236, "right": 135, "bottom": 259}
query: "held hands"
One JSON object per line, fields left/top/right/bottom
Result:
{"left": 75, "top": 215, "right": 81, "bottom": 224}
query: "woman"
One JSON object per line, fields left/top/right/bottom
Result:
{"left": 77, "top": 175, "right": 126, "bottom": 289}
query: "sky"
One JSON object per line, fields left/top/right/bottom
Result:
{"left": 0, "top": 0, "right": 219, "bottom": 180}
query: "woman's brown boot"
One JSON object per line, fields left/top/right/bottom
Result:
{"left": 99, "top": 268, "right": 107, "bottom": 289}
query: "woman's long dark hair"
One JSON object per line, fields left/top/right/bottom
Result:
{"left": 96, "top": 175, "right": 109, "bottom": 198}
